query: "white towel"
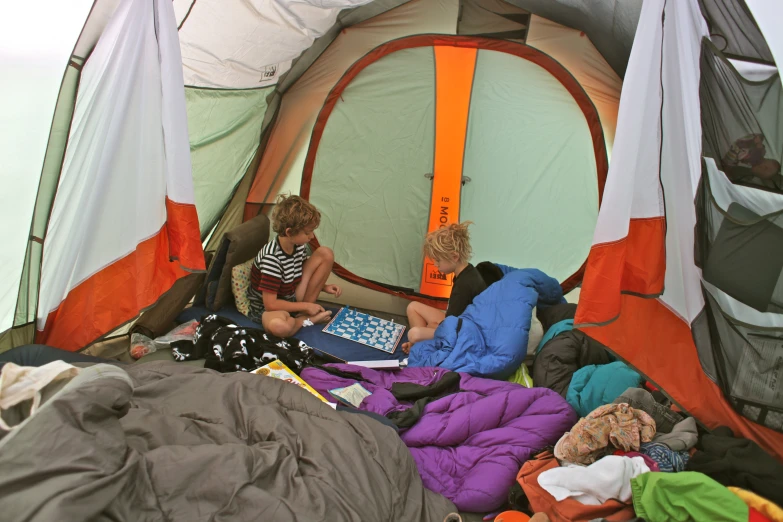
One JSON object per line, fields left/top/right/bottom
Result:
{"left": 537, "top": 455, "right": 650, "bottom": 505}
{"left": 0, "top": 361, "right": 81, "bottom": 430}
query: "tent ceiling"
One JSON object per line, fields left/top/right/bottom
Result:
{"left": 46, "top": 0, "right": 783, "bottom": 95}
{"left": 175, "top": 0, "right": 378, "bottom": 88}
{"left": 505, "top": 0, "right": 642, "bottom": 77}
{"left": 70, "top": 0, "right": 643, "bottom": 90}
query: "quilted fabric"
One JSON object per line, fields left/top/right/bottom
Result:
{"left": 302, "top": 364, "right": 578, "bottom": 512}
{"left": 566, "top": 361, "right": 641, "bottom": 416}
{"left": 409, "top": 267, "right": 564, "bottom": 379}
{"left": 231, "top": 260, "right": 252, "bottom": 316}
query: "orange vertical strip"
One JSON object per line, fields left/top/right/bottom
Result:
{"left": 419, "top": 46, "right": 478, "bottom": 298}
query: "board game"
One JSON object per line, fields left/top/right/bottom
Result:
{"left": 322, "top": 307, "right": 406, "bottom": 354}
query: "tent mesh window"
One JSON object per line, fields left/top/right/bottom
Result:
{"left": 697, "top": 0, "right": 773, "bottom": 64}
{"left": 700, "top": 39, "right": 783, "bottom": 194}
{"left": 696, "top": 34, "right": 783, "bottom": 432}
{"left": 694, "top": 161, "right": 783, "bottom": 433}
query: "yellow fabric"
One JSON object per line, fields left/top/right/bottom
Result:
{"left": 231, "top": 260, "right": 253, "bottom": 317}
{"left": 507, "top": 364, "right": 533, "bottom": 388}
{"left": 729, "top": 487, "right": 783, "bottom": 522}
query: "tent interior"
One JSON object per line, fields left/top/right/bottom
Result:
{"left": 2, "top": 0, "right": 783, "bottom": 520}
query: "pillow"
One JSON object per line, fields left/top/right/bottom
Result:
{"left": 204, "top": 213, "right": 270, "bottom": 311}
{"left": 232, "top": 260, "right": 253, "bottom": 317}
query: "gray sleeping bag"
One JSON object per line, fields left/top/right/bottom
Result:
{"left": 0, "top": 362, "right": 455, "bottom": 521}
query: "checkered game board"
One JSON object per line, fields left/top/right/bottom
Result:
{"left": 322, "top": 307, "right": 406, "bottom": 354}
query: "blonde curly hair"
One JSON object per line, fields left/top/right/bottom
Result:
{"left": 423, "top": 221, "right": 473, "bottom": 263}
{"left": 271, "top": 194, "right": 321, "bottom": 236}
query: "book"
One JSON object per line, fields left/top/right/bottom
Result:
{"left": 252, "top": 360, "right": 333, "bottom": 407}
{"left": 345, "top": 360, "right": 403, "bottom": 370}
{"left": 329, "top": 382, "right": 373, "bottom": 408}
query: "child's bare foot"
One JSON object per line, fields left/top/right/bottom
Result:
{"left": 311, "top": 310, "right": 332, "bottom": 324}
{"left": 402, "top": 342, "right": 412, "bottom": 354}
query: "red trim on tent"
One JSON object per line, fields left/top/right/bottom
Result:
{"left": 166, "top": 198, "right": 207, "bottom": 271}
{"left": 580, "top": 294, "right": 783, "bottom": 462}
{"left": 575, "top": 217, "right": 666, "bottom": 326}
{"left": 37, "top": 203, "right": 205, "bottom": 352}
{"left": 296, "top": 35, "right": 607, "bottom": 300}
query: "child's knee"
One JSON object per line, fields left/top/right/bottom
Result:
{"left": 268, "top": 319, "right": 293, "bottom": 338}
{"left": 264, "top": 313, "right": 294, "bottom": 337}
{"left": 315, "top": 246, "right": 334, "bottom": 264}
{"left": 408, "top": 327, "right": 424, "bottom": 343}
{"left": 407, "top": 301, "right": 426, "bottom": 316}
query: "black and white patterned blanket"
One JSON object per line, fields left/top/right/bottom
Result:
{"left": 171, "top": 315, "right": 314, "bottom": 373}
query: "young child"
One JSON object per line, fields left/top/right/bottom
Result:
{"left": 402, "top": 221, "right": 487, "bottom": 354}
{"left": 247, "top": 194, "right": 342, "bottom": 337}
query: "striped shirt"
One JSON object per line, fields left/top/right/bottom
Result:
{"left": 247, "top": 238, "right": 307, "bottom": 319}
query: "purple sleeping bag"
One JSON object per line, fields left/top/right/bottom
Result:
{"left": 301, "top": 364, "right": 577, "bottom": 512}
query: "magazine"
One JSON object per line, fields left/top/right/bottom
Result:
{"left": 252, "top": 360, "right": 333, "bottom": 407}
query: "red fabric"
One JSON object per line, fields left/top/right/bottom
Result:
{"left": 165, "top": 198, "right": 206, "bottom": 271}
{"left": 749, "top": 507, "right": 772, "bottom": 522}
{"left": 576, "top": 217, "right": 666, "bottom": 326}
{"left": 516, "top": 451, "right": 637, "bottom": 522}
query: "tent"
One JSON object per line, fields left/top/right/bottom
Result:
{"left": 1, "top": 0, "right": 625, "bottom": 346}
{"left": 575, "top": 0, "right": 783, "bottom": 461}
{"left": 1, "top": 0, "right": 782, "bottom": 459}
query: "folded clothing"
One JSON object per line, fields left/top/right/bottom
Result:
{"left": 686, "top": 426, "right": 783, "bottom": 508}
{"left": 651, "top": 416, "right": 698, "bottom": 451}
{"left": 613, "top": 387, "right": 683, "bottom": 434}
{"left": 632, "top": 471, "right": 763, "bottom": 522}
{"left": 538, "top": 455, "right": 650, "bottom": 505}
{"left": 555, "top": 403, "right": 656, "bottom": 465}
{"left": 513, "top": 450, "right": 637, "bottom": 522}
{"left": 612, "top": 450, "right": 660, "bottom": 472}
{"left": 639, "top": 442, "right": 689, "bottom": 472}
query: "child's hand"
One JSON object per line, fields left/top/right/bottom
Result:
{"left": 323, "top": 284, "right": 342, "bottom": 298}
{"left": 304, "top": 303, "right": 325, "bottom": 316}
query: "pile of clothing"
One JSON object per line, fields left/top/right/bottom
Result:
{"left": 510, "top": 388, "right": 783, "bottom": 522}
{"left": 501, "top": 303, "right": 783, "bottom": 522}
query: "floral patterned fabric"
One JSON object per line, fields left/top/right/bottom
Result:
{"left": 231, "top": 260, "right": 252, "bottom": 316}
{"left": 554, "top": 402, "right": 656, "bottom": 464}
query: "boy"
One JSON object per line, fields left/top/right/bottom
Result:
{"left": 247, "top": 194, "right": 342, "bottom": 337}
{"left": 402, "top": 221, "right": 487, "bottom": 353}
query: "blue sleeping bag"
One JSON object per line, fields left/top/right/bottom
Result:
{"left": 408, "top": 266, "right": 564, "bottom": 379}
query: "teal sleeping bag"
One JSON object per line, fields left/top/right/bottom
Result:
{"left": 566, "top": 361, "right": 642, "bottom": 417}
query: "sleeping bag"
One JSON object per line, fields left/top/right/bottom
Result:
{"left": 409, "top": 267, "right": 564, "bottom": 379}
{"left": 0, "top": 362, "right": 456, "bottom": 521}
{"left": 302, "top": 364, "right": 578, "bottom": 512}
{"left": 533, "top": 330, "right": 613, "bottom": 397}
{"left": 566, "top": 361, "right": 642, "bottom": 417}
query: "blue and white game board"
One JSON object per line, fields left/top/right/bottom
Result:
{"left": 322, "top": 307, "right": 406, "bottom": 354}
